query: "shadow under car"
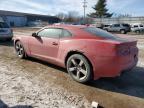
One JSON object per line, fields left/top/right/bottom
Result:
{"left": 87, "top": 66, "right": 144, "bottom": 99}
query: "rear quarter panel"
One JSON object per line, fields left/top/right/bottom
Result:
{"left": 58, "top": 38, "right": 117, "bottom": 67}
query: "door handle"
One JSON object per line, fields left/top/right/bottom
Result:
{"left": 52, "top": 42, "right": 58, "bottom": 46}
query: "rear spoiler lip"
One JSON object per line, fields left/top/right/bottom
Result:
{"left": 117, "top": 40, "right": 138, "bottom": 47}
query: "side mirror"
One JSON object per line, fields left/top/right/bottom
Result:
{"left": 32, "top": 33, "right": 38, "bottom": 37}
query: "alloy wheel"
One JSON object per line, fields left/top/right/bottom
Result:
{"left": 15, "top": 42, "right": 25, "bottom": 58}
{"left": 68, "top": 57, "right": 88, "bottom": 81}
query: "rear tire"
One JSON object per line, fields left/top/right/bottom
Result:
{"left": 136, "top": 30, "right": 140, "bottom": 34}
{"left": 66, "top": 54, "right": 92, "bottom": 83}
{"left": 15, "top": 41, "right": 26, "bottom": 59}
{"left": 120, "top": 29, "right": 126, "bottom": 34}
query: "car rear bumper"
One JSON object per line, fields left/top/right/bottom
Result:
{"left": 92, "top": 53, "right": 138, "bottom": 80}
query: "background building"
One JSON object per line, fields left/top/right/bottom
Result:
{"left": 0, "top": 10, "right": 60, "bottom": 27}
{"left": 0, "top": 16, "right": 4, "bottom": 22}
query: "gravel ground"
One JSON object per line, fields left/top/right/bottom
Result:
{"left": 0, "top": 28, "right": 144, "bottom": 108}
{"left": 0, "top": 44, "right": 90, "bottom": 108}
{"left": 0, "top": 62, "right": 89, "bottom": 108}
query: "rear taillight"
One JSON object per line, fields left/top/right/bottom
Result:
{"left": 117, "top": 45, "right": 138, "bottom": 56}
{"left": 117, "top": 47, "right": 130, "bottom": 56}
{"left": 116, "top": 41, "right": 138, "bottom": 56}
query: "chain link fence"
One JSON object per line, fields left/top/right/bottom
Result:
{"left": 93, "top": 17, "right": 144, "bottom": 25}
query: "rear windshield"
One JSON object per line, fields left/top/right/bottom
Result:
{"left": 84, "top": 27, "right": 116, "bottom": 38}
{"left": 83, "top": 27, "right": 126, "bottom": 41}
{"left": 0, "top": 22, "right": 9, "bottom": 28}
{"left": 104, "top": 25, "right": 110, "bottom": 27}
{"left": 134, "top": 25, "right": 138, "bottom": 28}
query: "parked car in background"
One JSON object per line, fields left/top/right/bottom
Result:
{"left": 131, "top": 23, "right": 144, "bottom": 33}
{"left": 13, "top": 25, "right": 138, "bottom": 83}
{"left": 102, "top": 24, "right": 111, "bottom": 30}
{"left": 104, "top": 23, "right": 131, "bottom": 34}
{"left": 27, "top": 20, "right": 46, "bottom": 27}
{"left": 0, "top": 21, "right": 13, "bottom": 41}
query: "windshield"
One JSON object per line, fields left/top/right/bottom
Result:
{"left": 83, "top": 27, "right": 127, "bottom": 41}
{"left": 0, "top": 22, "right": 9, "bottom": 28}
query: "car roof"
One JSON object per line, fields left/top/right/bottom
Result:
{"left": 40, "top": 24, "right": 98, "bottom": 39}
{"left": 112, "top": 23, "right": 129, "bottom": 25}
{"left": 45, "top": 24, "right": 88, "bottom": 30}
{"left": 131, "top": 23, "right": 143, "bottom": 25}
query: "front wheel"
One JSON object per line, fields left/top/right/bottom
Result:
{"left": 66, "top": 54, "right": 92, "bottom": 83}
{"left": 15, "top": 41, "right": 26, "bottom": 59}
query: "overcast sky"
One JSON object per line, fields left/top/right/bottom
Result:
{"left": 0, "top": 0, "right": 144, "bottom": 16}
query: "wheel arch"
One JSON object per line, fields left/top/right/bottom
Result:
{"left": 120, "top": 29, "right": 125, "bottom": 31}
{"left": 120, "top": 29, "right": 126, "bottom": 34}
{"left": 65, "top": 50, "right": 94, "bottom": 78}
{"left": 14, "top": 39, "right": 20, "bottom": 46}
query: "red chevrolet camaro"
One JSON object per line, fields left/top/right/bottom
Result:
{"left": 14, "top": 25, "right": 138, "bottom": 83}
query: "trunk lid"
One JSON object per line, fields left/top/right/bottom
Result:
{"left": 116, "top": 41, "right": 138, "bottom": 56}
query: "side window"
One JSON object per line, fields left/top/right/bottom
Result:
{"left": 37, "top": 29, "right": 47, "bottom": 37}
{"left": 134, "top": 25, "right": 138, "bottom": 28}
{"left": 62, "top": 29, "right": 72, "bottom": 38}
{"left": 114, "top": 24, "right": 120, "bottom": 27}
{"left": 123, "top": 24, "right": 130, "bottom": 27}
{"left": 37, "top": 28, "right": 62, "bottom": 38}
{"left": 140, "top": 25, "right": 143, "bottom": 27}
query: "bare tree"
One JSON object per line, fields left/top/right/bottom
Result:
{"left": 56, "top": 13, "right": 67, "bottom": 22}
{"left": 56, "top": 11, "right": 80, "bottom": 23}
{"left": 66, "top": 11, "right": 80, "bottom": 22}
{"left": 117, "top": 14, "right": 132, "bottom": 18}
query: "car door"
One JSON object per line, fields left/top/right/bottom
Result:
{"left": 28, "top": 28, "right": 62, "bottom": 61}
{"left": 112, "top": 24, "right": 119, "bottom": 32}
{"left": 109, "top": 25, "right": 115, "bottom": 32}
